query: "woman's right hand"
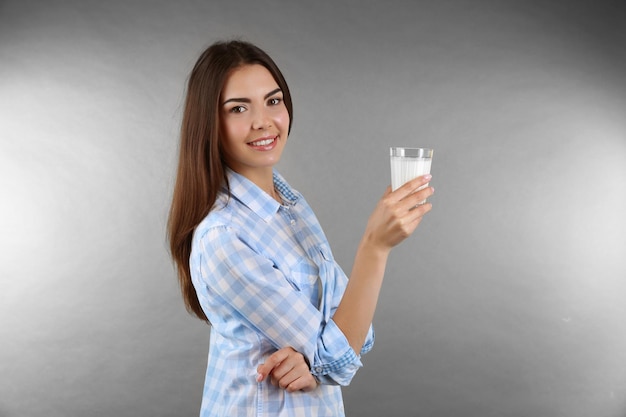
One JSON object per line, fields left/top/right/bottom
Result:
{"left": 362, "top": 174, "right": 434, "bottom": 251}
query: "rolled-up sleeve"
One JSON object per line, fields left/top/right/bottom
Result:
{"left": 311, "top": 319, "right": 374, "bottom": 386}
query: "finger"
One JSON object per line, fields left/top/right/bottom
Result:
{"left": 269, "top": 361, "right": 293, "bottom": 383}
{"left": 393, "top": 199, "right": 433, "bottom": 237}
{"left": 284, "top": 375, "right": 306, "bottom": 392}
{"left": 256, "top": 349, "right": 290, "bottom": 381}
{"left": 267, "top": 354, "right": 307, "bottom": 388}
{"left": 275, "top": 363, "right": 307, "bottom": 390}
{"left": 269, "top": 352, "right": 304, "bottom": 382}
{"left": 399, "top": 186, "right": 435, "bottom": 212}
{"left": 283, "top": 361, "right": 314, "bottom": 389}
{"left": 256, "top": 359, "right": 283, "bottom": 381}
{"left": 403, "top": 204, "right": 433, "bottom": 237}
{"left": 392, "top": 174, "right": 432, "bottom": 201}
{"left": 285, "top": 374, "right": 318, "bottom": 393}
{"left": 408, "top": 201, "right": 432, "bottom": 221}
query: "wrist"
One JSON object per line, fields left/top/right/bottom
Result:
{"left": 358, "top": 233, "right": 392, "bottom": 259}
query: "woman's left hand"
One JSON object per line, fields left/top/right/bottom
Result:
{"left": 256, "top": 347, "right": 319, "bottom": 392}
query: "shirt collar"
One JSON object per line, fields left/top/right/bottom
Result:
{"left": 225, "top": 168, "right": 299, "bottom": 222}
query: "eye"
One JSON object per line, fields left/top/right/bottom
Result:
{"left": 229, "top": 105, "right": 246, "bottom": 114}
{"left": 267, "top": 97, "right": 282, "bottom": 106}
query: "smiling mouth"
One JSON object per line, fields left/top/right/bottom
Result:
{"left": 248, "top": 137, "right": 276, "bottom": 147}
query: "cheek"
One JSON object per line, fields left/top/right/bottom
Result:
{"left": 275, "top": 109, "right": 290, "bottom": 131}
{"left": 222, "top": 118, "right": 247, "bottom": 143}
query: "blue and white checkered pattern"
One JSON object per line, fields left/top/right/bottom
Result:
{"left": 190, "top": 169, "right": 374, "bottom": 417}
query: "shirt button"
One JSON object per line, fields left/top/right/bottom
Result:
{"left": 314, "top": 367, "right": 323, "bottom": 373}
{"left": 290, "top": 219, "right": 296, "bottom": 226}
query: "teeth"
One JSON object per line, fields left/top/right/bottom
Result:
{"left": 250, "top": 138, "right": 275, "bottom": 146}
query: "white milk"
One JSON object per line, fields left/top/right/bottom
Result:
{"left": 390, "top": 156, "right": 432, "bottom": 191}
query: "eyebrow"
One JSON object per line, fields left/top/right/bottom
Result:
{"left": 222, "top": 88, "right": 282, "bottom": 106}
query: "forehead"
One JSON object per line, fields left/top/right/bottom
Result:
{"left": 221, "top": 64, "right": 279, "bottom": 98}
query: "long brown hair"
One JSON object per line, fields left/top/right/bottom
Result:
{"left": 167, "top": 40, "right": 293, "bottom": 322}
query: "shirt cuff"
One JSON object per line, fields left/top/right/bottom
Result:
{"left": 310, "top": 319, "right": 374, "bottom": 386}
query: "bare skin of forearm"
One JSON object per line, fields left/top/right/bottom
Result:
{"left": 332, "top": 175, "right": 434, "bottom": 354}
{"left": 332, "top": 240, "right": 390, "bottom": 353}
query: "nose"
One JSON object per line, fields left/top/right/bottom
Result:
{"left": 251, "top": 108, "right": 271, "bottom": 130}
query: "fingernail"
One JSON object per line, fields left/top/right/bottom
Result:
{"left": 256, "top": 373, "right": 263, "bottom": 382}
{"left": 424, "top": 174, "right": 432, "bottom": 180}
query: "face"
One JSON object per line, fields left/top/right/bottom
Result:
{"left": 219, "top": 64, "right": 290, "bottom": 183}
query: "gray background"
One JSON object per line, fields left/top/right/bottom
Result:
{"left": 1, "top": 1, "right": 625, "bottom": 416}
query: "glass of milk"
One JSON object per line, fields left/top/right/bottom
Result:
{"left": 390, "top": 147, "right": 433, "bottom": 201}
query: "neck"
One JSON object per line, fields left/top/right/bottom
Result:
{"left": 259, "top": 179, "right": 280, "bottom": 203}
{"left": 232, "top": 167, "right": 280, "bottom": 203}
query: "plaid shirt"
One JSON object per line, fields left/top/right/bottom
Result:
{"left": 190, "top": 169, "right": 374, "bottom": 417}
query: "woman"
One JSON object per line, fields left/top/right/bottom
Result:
{"left": 167, "top": 40, "right": 434, "bottom": 416}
